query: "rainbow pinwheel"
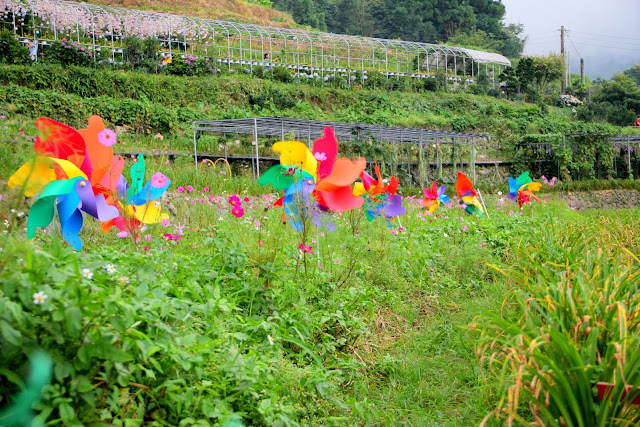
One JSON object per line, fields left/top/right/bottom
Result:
{"left": 456, "top": 172, "right": 484, "bottom": 216}
{"left": 353, "top": 163, "right": 405, "bottom": 225}
{"left": 8, "top": 116, "right": 171, "bottom": 249}
{"left": 421, "top": 181, "right": 450, "bottom": 214}
{"left": 507, "top": 172, "right": 542, "bottom": 208}
{"left": 259, "top": 126, "right": 366, "bottom": 231}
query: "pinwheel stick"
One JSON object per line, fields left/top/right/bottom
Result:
{"left": 477, "top": 190, "right": 490, "bottom": 219}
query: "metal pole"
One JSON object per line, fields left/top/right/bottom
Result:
{"left": 477, "top": 190, "right": 490, "bottom": 219}
{"left": 472, "top": 137, "right": 476, "bottom": 183}
{"left": 628, "top": 138, "right": 632, "bottom": 178}
{"left": 254, "top": 117, "right": 260, "bottom": 179}
{"left": 193, "top": 125, "right": 198, "bottom": 172}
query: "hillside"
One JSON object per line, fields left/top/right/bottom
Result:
{"left": 88, "top": 0, "right": 297, "bottom": 28}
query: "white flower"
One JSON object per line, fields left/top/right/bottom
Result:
{"left": 218, "top": 217, "right": 224, "bottom": 221}
{"left": 497, "top": 191, "right": 503, "bottom": 196}
{"left": 33, "top": 291, "right": 48, "bottom": 304}
{"left": 118, "top": 276, "right": 130, "bottom": 285}
{"left": 104, "top": 264, "right": 116, "bottom": 274}
{"left": 81, "top": 268, "right": 93, "bottom": 279}
{"left": 444, "top": 233, "right": 449, "bottom": 238}
{"left": 3, "top": 219, "right": 9, "bottom": 227}
{"left": 267, "top": 335, "right": 275, "bottom": 346}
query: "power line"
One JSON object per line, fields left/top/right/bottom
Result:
{"left": 569, "top": 30, "right": 640, "bottom": 42}
{"left": 568, "top": 35, "right": 640, "bottom": 47}
{"left": 572, "top": 42, "right": 640, "bottom": 52}
{"left": 566, "top": 33, "right": 582, "bottom": 59}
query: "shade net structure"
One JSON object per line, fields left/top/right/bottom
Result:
{"left": 1, "top": 0, "right": 510, "bottom": 85}
{"left": 192, "top": 117, "right": 490, "bottom": 187}
{"left": 517, "top": 134, "right": 640, "bottom": 181}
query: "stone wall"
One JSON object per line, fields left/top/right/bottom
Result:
{"left": 566, "top": 190, "right": 640, "bottom": 210}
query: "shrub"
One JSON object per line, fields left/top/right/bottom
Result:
{"left": 271, "top": 65, "right": 292, "bottom": 83}
{"left": 41, "top": 40, "right": 92, "bottom": 67}
{"left": 0, "top": 29, "right": 30, "bottom": 65}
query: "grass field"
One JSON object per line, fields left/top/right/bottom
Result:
{"left": 1, "top": 132, "right": 640, "bottom": 425}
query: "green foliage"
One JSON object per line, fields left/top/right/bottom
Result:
{"left": 165, "top": 55, "right": 215, "bottom": 77}
{"left": 513, "top": 134, "right": 617, "bottom": 181}
{"left": 271, "top": 65, "right": 293, "bottom": 83}
{"left": 0, "top": 29, "right": 30, "bottom": 65}
{"left": 578, "top": 74, "right": 640, "bottom": 126}
{"left": 272, "top": 0, "right": 521, "bottom": 57}
{"left": 476, "top": 216, "right": 640, "bottom": 425}
{"left": 40, "top": 40, "right": 92, "bottom": 67}
{"left": 623, "top": 64, "right": 640, "bottom": 86}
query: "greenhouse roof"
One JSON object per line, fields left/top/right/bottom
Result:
{"left": 459, "top": 48, "right": 512, "bottom": 66}
{"left": 192, "top": 117, "right": 488, "bottom": 144}
{"left": 7, "top": 0, "right": 512, "bottom": 67}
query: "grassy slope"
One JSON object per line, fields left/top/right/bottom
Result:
{"left": 88, "top": 0, "right": 297, "bottom": 27}
{"left": 1, "top": 64, "right": 623, "bottom": 161}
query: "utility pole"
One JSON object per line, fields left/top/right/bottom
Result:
{"left": 580, "top": 58, "right": 585, "bottom": 85}
{"left": 560, "top": 26, "right": 566, "bottom": 93}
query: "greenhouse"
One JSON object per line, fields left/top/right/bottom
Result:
{"left": 1, "top": 0, "right": 511, "bottom": 85}
{"left": 191, "top": 117, "right": 489, "bottom": 186}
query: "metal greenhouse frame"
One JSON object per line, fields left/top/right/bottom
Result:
{"left": 191, "top": 117, "right": 489, "bottom": 186}
{"left": 1, "top": 0, "right": 511, "bottom": 85}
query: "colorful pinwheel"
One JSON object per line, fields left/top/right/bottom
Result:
{"left": 353, "top": 162, "right": 405, "bottom": 225}
{"left": 259, "top": 126, "right": 366, "bottom": 231}
{"left": 421, "top": 180, "right": 450, "bottom": 214}
{"left": 456, "top": 172, "right": 484, "bottom": 216}
{"left": 507, "top": 172, "right": 542, "bottom": 208}
{"left": 8, "top": 116, "right": 171, "bottom": 249}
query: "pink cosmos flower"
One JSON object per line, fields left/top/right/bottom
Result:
{"left": 257, "top": 240, "right": 264, "bottom": 246}
{"left": 480, "top": 243, "right": 487, "bottom": 247}
{"left": 177, "top": 186, "right": 185, "bottom": 193}
{"left": 462, "top": 225, "right": 467, "bottom": 231}
{"left": 298, "top": 244, "right": 313, "bottom": 254}
{"left": 232, "top": 206, "right": 244, "bottom": 218}
{"left": 161, "top": 218, "right": 171, "bottom": 227}
{"left": 98, "top": 128, "right": 117, "bottom": 146}
{"left": 186, "top": 185, "right": 194, "bottom": 192}
{"left": 151, "top": 172, "right": 168, "bottom": 188}
{"left": 203, "top": 187, "right": 210, "bottom": 192}
{"left": 174, "top": 223, "right": 186, "bottom": 236}
{"left": 244, "top": 197, "right": 249, "bottom": 202}
{"left": 229, "top": 195, "right": 241, "bottom": 206}
{"left": 509, "top": 210, "right": 514, "bottom": 215}
{"left": 314, "top": 152, "right": 327, "bottom": 161}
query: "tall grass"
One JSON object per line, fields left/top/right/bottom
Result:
{"left": 475, "top": 218, "right": 640, "bottom": 426}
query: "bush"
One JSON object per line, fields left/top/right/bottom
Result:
{"left": 164, "top": 55, "right": 215, "bottom": 77}
{"left": 41, "top": 40, "right": 92, "bottom": 67}
{"left": 0, "top": 29, "right": 30, "bottom": 65}
{"left": 422, "top": 77, "right": 439, "bottom": 92}
{"left": 271, "top": 66, "right": 292, "bottom": 83}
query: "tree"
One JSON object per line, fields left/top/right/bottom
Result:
{"left": 531, "top": 54, "right": 564, "bottom": 93}
{"left": 596, "top": 74, "right": 640, "bottom": 114}
{"left": 623, "top": 64, "right": 640, "bottom": 86}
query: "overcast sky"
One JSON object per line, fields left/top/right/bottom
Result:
{"left": 501, "top": 0, "right": 640, "bottom": 79}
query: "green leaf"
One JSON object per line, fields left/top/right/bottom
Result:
{"left": 0, "top": 320, "right": 22, "bottom": 346}
{"left": 65, "top": 306, "right": 83, "bottom": 339}
{"left": 59, "top": 402, "right": 75, "bottom": 422}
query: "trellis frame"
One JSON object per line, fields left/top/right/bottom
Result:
{"left": 191, "top": 116, "right": 488, "bottom": 185}
{"left": 2, "top": 0, "right": 510, "bottom": 84}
